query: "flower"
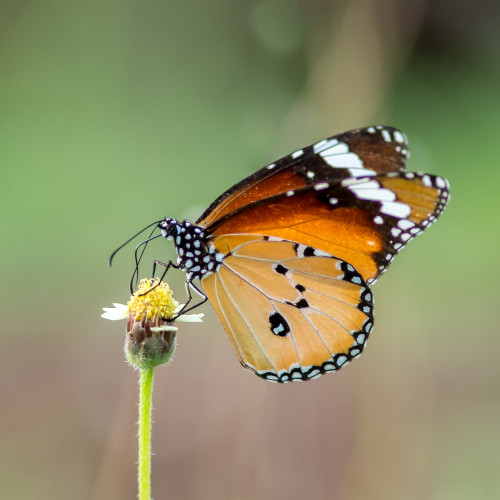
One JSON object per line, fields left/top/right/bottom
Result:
{"left": 101, "top": 280, "right": 204, "bottom": 326}
{"left": 102, "top": 278, "right": 203, "bottom": 369}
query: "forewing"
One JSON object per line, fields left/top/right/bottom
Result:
{"left": 201, "top": 235, "right": 374, "bottom": 383}
{"left": 206, "top": 171, "right": 449, "bottom": 283}
{"left": 197, "top": 126, "right": 409, "bottom": 228}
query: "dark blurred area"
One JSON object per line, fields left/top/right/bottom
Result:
{"left": 1, "top": 1, "right": 498, "bottom": 499}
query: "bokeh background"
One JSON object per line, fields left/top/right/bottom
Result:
{"left": 2, "top": 1, "right": 499, "bottom": 499}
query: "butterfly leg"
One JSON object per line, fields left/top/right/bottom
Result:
{"left": 171, "top": 280, "right": 207, "bottom": 319}
{"left": 135, "top": 259, "right": 179, "bottom": 295}
{"left": 151, "top": 259, "right": 180, "bottom": 279}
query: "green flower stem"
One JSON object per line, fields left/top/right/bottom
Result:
{"left": 138, "top": 367, "right": 155, "bottom": 500}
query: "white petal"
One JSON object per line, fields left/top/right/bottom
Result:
{"left": 176, "top": 313, "right": 204, "bottom": 323}
{"left": 150, "top": 325, "right": 179, "bottom": 332}
{"left": 101, "top": 303, "right": 129, "bottom": 321}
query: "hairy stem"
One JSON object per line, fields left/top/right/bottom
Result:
{"left": 138, "top": 367, "right": 154, "bottom": 500}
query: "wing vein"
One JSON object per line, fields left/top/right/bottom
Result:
{"left": 212, "top": 274, "right": 245, "bottom": 366}
{"left": 216, "top": 266, "right": 278, "bottom": 374}
{"left": 222, "top": 254, "right": 363, "bottom": 309}
{"left": 221, "top": 258, "right": 357, "bottom": 337}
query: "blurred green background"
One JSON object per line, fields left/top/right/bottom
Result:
{"left": 1, "top": 1, "right": 499, "bottom": 499}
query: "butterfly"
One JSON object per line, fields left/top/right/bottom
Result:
{"left": 125, "top": 126, "right": 449, "bottom": 382}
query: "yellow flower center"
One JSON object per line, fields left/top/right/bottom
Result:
{"left": 128, "top": 278, "right": 179, "bottom": 321}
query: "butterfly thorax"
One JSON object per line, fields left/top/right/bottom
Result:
{"left": 158, "top": 217, "right": 222, "bottom": 280}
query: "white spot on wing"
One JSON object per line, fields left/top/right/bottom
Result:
{"left": 381, "top": 129, "right": 391, "bottom": 142}
{"left": 337, "top": 355, "right": 347, "bottom": 366}
{"left": 313, "top": 138, "right": 338, "bottom": 154}
{"left": 354, "top": 188, "right": 396, "bottom": 202}
{"left": 291, "top": 149, "right": 304, "bottom": 159}
{"left": 313, "top": 249, "right": 331, "bottom": 257}
{"left": 318, "top": 140, "right": 367, "bottom": 174}
{"left": 348, "top": 168, "right": 376, "bottom": 177}
{"left": 394, "top": 130, "right": 405, "bottom": 143}
{"left": 398, "top": 219, "right": 415, "bottom": 230}
{"left": 344, "top": 179, "right": 379, "bottom": 190}
{"left": 436, "top": 176, "right": 447, "bottom": 189}
{"left": 346, "top": 180, "right": 402, "bottom": 216}
{"left": 379, "top": 201, "right": 411, "bottom": 218}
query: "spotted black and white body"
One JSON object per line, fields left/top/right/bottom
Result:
{"left": 146, "top": 126, "right": 450, "bottom": 382}
{"left": 159, "top": 218, "right": 221, "bottom": 281}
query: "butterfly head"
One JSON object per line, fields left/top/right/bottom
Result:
{"left": 158, "top": 217, "right": 181, "bottom": 239}
{"left": 157, "top": 218, "right": 217, "bottom": 279}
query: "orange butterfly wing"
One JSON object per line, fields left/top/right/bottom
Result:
{"left": 197, "top": 126, "right": 449, "bottom": 284}
{"left": 201, "top": 234, "right": 373, "bottom": 382}
{"left": 197, "top": 126, "right": 409, "bottom": 228}
{"left": 202, "top": 173, "right": 448, "bottom": 283}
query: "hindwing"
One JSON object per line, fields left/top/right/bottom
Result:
{"left": 201, "top": 234, "right": 374, "bottom": 382}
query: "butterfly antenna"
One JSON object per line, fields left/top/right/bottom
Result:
{"left": 109, "top": 220, "right": 162, "bottom": 267}
{"left": 130, "top": 232, "right": 161, "bottom": 292}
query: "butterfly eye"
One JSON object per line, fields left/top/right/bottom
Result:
{"left": 158, "top": 218, "right": 178, "bottom": 239}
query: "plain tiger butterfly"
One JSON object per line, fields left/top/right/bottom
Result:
{"left": 117, "top": 126, "right": 450, "bottom": 383}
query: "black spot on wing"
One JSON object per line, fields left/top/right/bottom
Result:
{"left": 274, "top": 264, "right": 288, "bottom": 275}
{"left": 285, "top": 298, "right": 309, "bottom": 309}
{"left": 295, "top": 298, "right": 309, "bottom": 309}
{"left": 303, "top": 246, "right": 315, "bottom": 257}
{"left": 338, "top": 261, "right": 363, "bottom": 285}
{"left": 269, "top": 312, "right": 290, "bottom": 337}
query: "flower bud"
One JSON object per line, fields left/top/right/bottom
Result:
{"left": 124, "top": 279, "right": 179, "bottom": 370}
